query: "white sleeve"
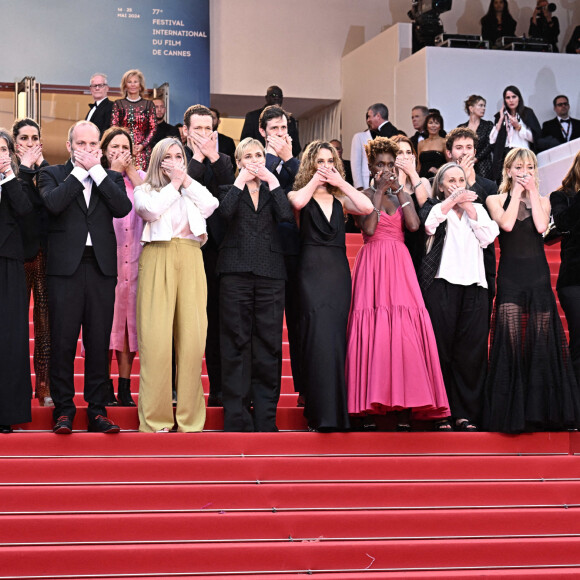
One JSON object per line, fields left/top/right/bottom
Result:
{"left": 424, "top": 203, "right": 448, "bottom": 235}
{"left": 467, "top": 205, "right": 500, "bottom": 248}
{"left": 181, "top": 179, "right": 219, "bottom": 219}
{"left": 134, "top": 183, "right": 180, "bottom": 222}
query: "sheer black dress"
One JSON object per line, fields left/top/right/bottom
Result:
{"left": 297, "top": 197, "right": 351, "bottom": 431}
{"left": 484, "top": 196, "right": 580, "bottom": 433}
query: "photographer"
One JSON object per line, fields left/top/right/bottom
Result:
{"left": 529, "top": 0, "right": 560, "bottom": 52}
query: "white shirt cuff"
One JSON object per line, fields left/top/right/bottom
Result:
{"left": 88, "top": 164, "right": 108, "bottom": 186}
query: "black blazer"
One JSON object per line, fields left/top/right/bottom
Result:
{"left": 186, "top": 149, "right": 235, "bottom": 250}
{"left": 378, "top": 122, "right": 406, "bottom": 139}
{"left": 552, "top": 188, "right": 580, "bottom": 289}
{"left": 38, "top": 161, "right": 131, "bottom": 277}
{"left": 85, "top": 98, "right": 113, "bottom": 137}
{"left": 541, "top": 117, "right": 580, "bottom": 148}
{"left": 218, "top": 133, "right": 237, "bottom": 167}
{"left": 491, "top": 107, "right": 541, "bottom": 181}
{"left": 216, "top": 183, "right": 293, "bottom": 280}
{"left": 17, "top": 160, "right": 50, "bottom": 260}
{"left": 150, "top": 121, "right": 181, "bottom": 150}
{"left": 240, "top": 107, "right": 301, "bottom": 157}
{"left": 0, "top": 177, "right": 33, "bottom": 261}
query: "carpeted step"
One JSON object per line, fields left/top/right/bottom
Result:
{"left": 2, "top": 508, "right": 580, "bottom": 544}
{"left": 2, "top": 454, "right": 580, "bottom": 484}
{"left": 1, "top": 479, "right": 579, "bottom": 513}
{"left": 3, "top": 537, "right": 580, "bottom": 577}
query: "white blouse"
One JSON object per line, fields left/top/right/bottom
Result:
{"left": 134, "top": 179, "right": 218, "bottom": 245}
{"left": 425, "top": 203, "right": 499, "bottom": 288}
{"left": 490, "top": 117, "right": 533, "bottom": 149}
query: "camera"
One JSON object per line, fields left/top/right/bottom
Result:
{"left": 536, "top": 3, "right": 557, "bottom": 18}
{"left": 408, "top": 0, "right": 452, "bottom": 50}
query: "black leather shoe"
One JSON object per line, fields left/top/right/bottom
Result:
{"left": 53, "top": 416, "right": 73, "bottom": 434}
{"left": 0, "top": 425, "right": 13, "bottom": 434}
{"left": 88, "top": 415, "right": 120, "bottom": 434}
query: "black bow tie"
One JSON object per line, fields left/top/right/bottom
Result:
{"left": 89, "top": 103, "right": 97, "bottom": 109}
{"left": 560, "top": 119, "right": 570, "bottom": 124}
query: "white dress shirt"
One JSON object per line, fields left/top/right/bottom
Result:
{"left": 490, "top": 117, "right": 533, "bottom": 149}
{"left": 425, "top": 203, "right": 499, "bottom": 288}
{"left": 70, "top": 164, "right": 108, "bottom": 246}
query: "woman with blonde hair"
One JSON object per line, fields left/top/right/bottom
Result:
{"left": 289, "top": 140, "right": 373, "bottom": 431}
{"left": 484, "top": 148, "right": 580, "bottom": 432}
{"left": 217, "top": 138, "right": 293, "bottom": 432}
{"left": 134, "top": 137, "right": 218, "bottom": 432}
{"left": 111, "top": 69, "right": 156, "bottom": 170}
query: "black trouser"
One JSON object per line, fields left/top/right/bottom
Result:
{"left": 424, "top": 279, "right": 489, "bottom": 424}
{"left": 48, "top": 249, "right": 115, "bottom": 423}
{"left": 202, "top": 244, "right": 221, "bottom": 399}
{"left": 558, "top": 286, "right": 580, "bottom": 384}
{"left": 219, "top": 273, "right": 285, "bottom": 432}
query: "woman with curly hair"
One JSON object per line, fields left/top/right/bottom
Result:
{"left": 289, "top": 140, "right": 373, "bottom": 431}
{"left": 111, "top": 69, "right": 157, "bottom": 170}
{"left": 346, "top": 137, "right": 450, "bottom": 431}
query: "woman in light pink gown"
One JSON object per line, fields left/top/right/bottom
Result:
{"left": 345, "top": 137, "right": 451, "bottom": 431}
{"left": 101, "top": 127, "right": 145, "bottom": 406}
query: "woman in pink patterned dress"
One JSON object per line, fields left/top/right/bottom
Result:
{"left": 346, "top": 137, "right": 451, "bottom": 431}
{"left": 101, "top": 127, "right": 145, "bottom": 406}
{"left": 111, "top": 69, "right": 156, "bottom": 170}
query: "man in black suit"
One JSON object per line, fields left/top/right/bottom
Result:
{"left": 85, "top": 73, "right": 113, "bottom": 137}
{"left": 330, "top": 140, "right": 353, "bottom": 185}
{"left": 540, "top": 95, "right": 580, "bottom": 150}
{"left": 240, "top": 85, "right": 301, "bottom": 157}
{"left": 39, "top": 121, "right": 132, "bottom": 434}
{"left": 183, "top": 105, "right": 235, "bottom": 407}
{"left": 209, "top": 107, "right": 236, "bottom": 167}
{"left": 150, "top": 98, "right": 181, "bottom": 150}
{"left": 445, "top": 127, "right": 497, "bottom": 316}
{"left": 410, "top": 106, "right": 429, "bottom": 152}
{"left": 366, "top": 103, "right": 405, "bottom": 139}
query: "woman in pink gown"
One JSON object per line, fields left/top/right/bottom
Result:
{"left": 346, "top": 137, "right": 451, "bottom": 430}
{"left": 101, "top": 127, "right": 145, "bottom": 406}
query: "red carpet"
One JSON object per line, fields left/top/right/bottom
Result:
{"left": 2, "top": 235, "right": 579, "bottom": 578}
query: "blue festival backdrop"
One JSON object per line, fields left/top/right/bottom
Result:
{"left": 4, "top": 0, "right": 210, "bottom": 124}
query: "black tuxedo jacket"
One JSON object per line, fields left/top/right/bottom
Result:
{"left": 0, "top": 177, "right": 33, "bottom": 261}
{"left": 216, "top": 183, "right": 293, "bottom": 280}
{"left": 240, "top": 107, "right": 301, "bottom": 157}
{"left": 218, "top": 133, "right": 236, "bottom": 167}
{"left": 38, "top": 161, "right": 131, "bottom": 277}
{"left": 378, "top": 122, "right": 406, "bottom": 139}
{"left": 541, "top": 117, "right": 580, "bottom": 147}
{"left": 85, "top": 98, "right": 113, "bottom": 137}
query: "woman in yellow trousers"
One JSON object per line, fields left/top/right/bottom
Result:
{"left": 134, "top": 137, "right": 219, "bottom": 432}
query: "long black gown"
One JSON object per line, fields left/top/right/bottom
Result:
{"left": 484, "top": 197, "right": 580, "bottom": 433}
{"left": 297, "top": 197, "right": 351, "bottom": 431}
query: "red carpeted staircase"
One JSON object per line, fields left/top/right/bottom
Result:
{"left": 2, "top": 235, "right": 580, "bottom": 579}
